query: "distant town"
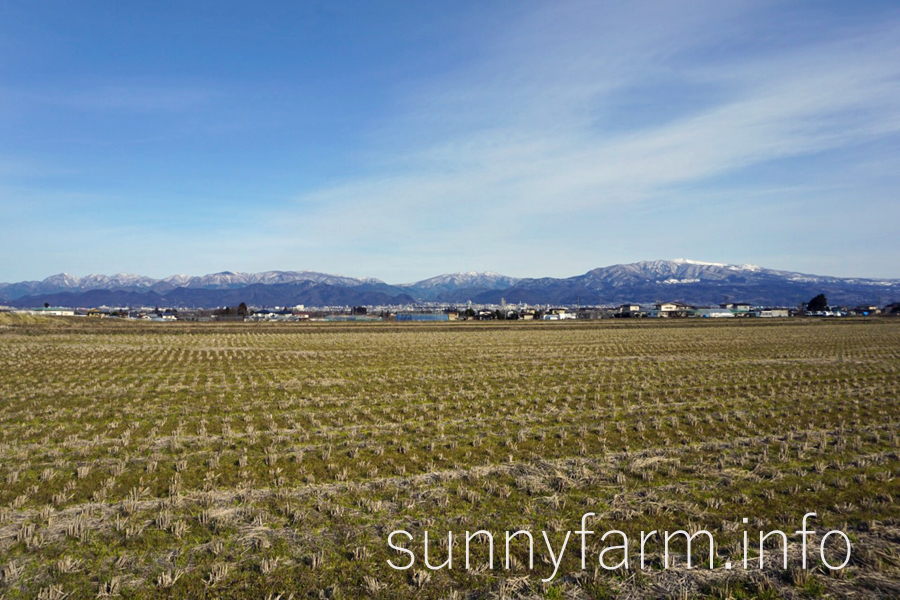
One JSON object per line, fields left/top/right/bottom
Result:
{"left": 4, "top": 296, "right": 894, "bottom": 322}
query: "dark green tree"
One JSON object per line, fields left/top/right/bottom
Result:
{"left": 807, "top": 294, "right": 828, "bottom": 312}
{"left": 237, "top": 302, "right": 249, "bottom": 317}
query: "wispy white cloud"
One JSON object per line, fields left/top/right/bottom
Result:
{"left": 3, "top": 1, "right": 899, "bottom": 281}
{"left": 256, "top": 1, "right": 900, "bottom": 279}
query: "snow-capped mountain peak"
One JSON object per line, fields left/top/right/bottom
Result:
{"left": 0, "top": 269, "right": 385, "bottom": 300}
{"left": 42, "top": 273, "right": 81, "bottom": 287}
{"left": 404, "top": 271, "right": 519, "bottom": 289}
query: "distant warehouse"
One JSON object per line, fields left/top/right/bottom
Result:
{"left": 324, "top": 315, "right": 383, "bottom": 322}
{"left": 396, "top": 313, "right": 450, "bottom": 322}
{"left": 694, "top": 308, "right": 735, "bottom": 318}
{"left": 752, "top": 308, "right": 790, "bottom": 318}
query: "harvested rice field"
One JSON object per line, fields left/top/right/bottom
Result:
{"left": 1, "top": 315, "right": 899, "bottom": 598}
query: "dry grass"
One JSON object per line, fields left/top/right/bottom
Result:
{"left": 0, "top": 317, "right": 898, "bottom": 598}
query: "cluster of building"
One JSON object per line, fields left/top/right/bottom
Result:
{"left": 614, "top": 301, "right": 892, "bottom": 318}
{"left": 615, "top": 302, "right": 789, "bottom": 318}
{"left": 2, "top": 301, "right": 894, "bottom": 322}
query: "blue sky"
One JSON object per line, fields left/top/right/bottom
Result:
{"left": 2, "top": 0, "right": 899, "bottom": 282}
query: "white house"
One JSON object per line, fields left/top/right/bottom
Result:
{"left": 650, "top": 302, "right": 692, "bottom": 318}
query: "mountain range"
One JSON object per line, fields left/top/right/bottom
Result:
{"left": 2, "top": 259, "right": 897, "bottom": 308}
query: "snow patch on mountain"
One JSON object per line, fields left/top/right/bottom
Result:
{"left": 671, "top": 258, "right": 726, "bottom": 267}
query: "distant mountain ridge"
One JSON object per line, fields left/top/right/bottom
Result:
{"left": 2, "top": 260, "right": 898, "bottom": 308}
{"left": 0, "top": 270, "right": 384, "bottom": 300}
{"left": 466, "top": 259, "right": 899, "bottom": 306}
